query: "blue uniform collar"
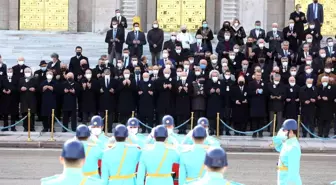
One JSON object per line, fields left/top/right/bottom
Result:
{"left": 205, "top": 172, "right": 224, "bottom": 179}
{"left": 62, "top": 168, "right": 83, "bottom": 176}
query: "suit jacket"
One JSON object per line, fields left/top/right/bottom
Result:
{"left": 105, "top": 28, "right": 125, "bottom": 53}
{"left": 265, "top": 31, "right": 284, "bottom": 52}
{"left": 307, "top": 3, "right": 324, "bottom": 23}
{"left": 126, "top": 31, "right": 147, "bottom": 57}
{"left": 249, "top": 28, "right": 266, "bottom": 41}
{"left": 47, "top": 61, "right": 61, "bottom": 75}
{"left": 69, "top": 55, "right": 89, "bottom": 77}
{"left": 323, "top": 46, "right": 336, "bottom": 57}
{"left": 283, "top": 26, "right": 299, "bottom": 52}
{"left": 289, "top": 11, "right": 307, "bottom": 40}
{"left": 163, "top": 40, "right": 182, "bottom": 57}
{"left": 110, "top": 16, "right": 128, "bottom": 28}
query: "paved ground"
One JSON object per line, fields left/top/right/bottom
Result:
{"left": 0, "top": 148, "right": 334, "bottom": 185}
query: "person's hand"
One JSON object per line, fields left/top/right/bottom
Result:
{"left": 56, "top": 75, "right": 60, "bottom": 80}
{"left": 270, "top": 37, "right": 273, "bottom": 40}
{"left": 138, "top": 91, "right": 143, "bottom": 95}
{"left": 216, "top": 88, "right": 220, "bottom": 94}
{"left": 153, "top": 44, "right": 157, "bottom": 48}
{"left": 100, "top": 88, "right": 104, "bottom": 93}
{"left": 148, "top": 91, "right": 153, "bottom": 95}
{"left": 210, "top": 88, "right": 215, "bottom": 93}
{"left": 267, "top": 52, "right": 272, "bottom": 57}
{"left": 87, "top": 83, "right": 91, "bottom": 89}
{"left": 110, "top": 38, "right": 114, "bottom": 42}
{"left": 242, "top": 99, "right": 247, "bottom": 103}
{"left": 29, "top": 87, "right": 35, "bottom": 92}
{"left": 48, "top": 86, "right": 54, "bottom": 91}
{"left": 167, "top": 84, "right": 172, "bottom": 89}
{"left": 70, "top": 89, "right": 75, "bottom": 94}
{"left": 115, "top": 38, "right": 120, "bottom": 42}
{"left": 123, "top": 80, "right": 127, "bottom": 85}
{"left": 271, "top": 95, "right": 275, "bottom": 99}
{"left": 287, "top": 32, "right": 291, "bottom": 36}
{"left": 133, "top": 40, "right": 137, "bottom": 44}
{"left": 43, "top": 86, "right": 48, "bottom": 91}
{"left": 305, "top": 100, "right": 310, "bottom": 104}
{"left": 295, "top": 98, "right": 299, "bottom": 102}
{"left": 322, "top": 96, "right": 328, "bottom": 101}
{"left": 295, "top": 17, "right": 299, "bottom": 21}
{"left": 64, "top": 89, "right": 69, "bottom": 93}
{"left": 109, "top": 88, "right": 114, "bottom": 93}
{"left": 6, "top": 89, "right": 11, "bottom": 94}
{"left": 286, "top": 98, "right": 291, "bottom": 102}
{"left": 82, "top": 83, "right": 86, "bottom": 89}
{"left": 163, "top": 84, "right": 167, "bottom": 89}
{"left": 310, "top": 98, "right": 316, "bottom": 103}
{"left": 137, "top": 40, "right": 140, "bottom": 44}
{"left": 183, "top": 86, "right": 188, "bottom": 91}
{"left": 78, "top": 75, "right": 82, "bottom": 80}
{"left": 250, "top": 52, "right": 255, "bottom": 56}
{"left": 127, "top": 79, "right": 131, "bottom": 84}
{"left": 236, "top": 100, "right": 241, "bottom": 105}
{"left": 178, "top": 86, "right": 182, "bottom": 91}
{"left": 97, "top": 73, "right": 101, "bottom": 78}
{"left": 2, "top": 89, "right": 6, "bottom": 93}
{"left": 293, "top": 33, "right": 297, "bottom": 37}
{"left": 276, "top": 96, "right": 281, "bottom": 100}
{"left": 318, "top": 95, "right": 321, "bottom": 100}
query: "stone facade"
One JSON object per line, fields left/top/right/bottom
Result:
{"left": 0, "top": 0, "right": 296, "bottom": 33}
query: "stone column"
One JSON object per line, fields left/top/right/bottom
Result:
{"left": 0, "top": 0, "right": 9, "bottom": 29}
{"left": 206, "top": 0, "right": 216, "bottom": 32}
{"left": 147, "top": 0, "right": 156, "bottom": 32}
{"left": 266, "top": 0, "right": 285, "bottom": 30}
{"left": 285, "top": 0, "right": 295, "bottom": 22}
{"left": 9, "top": 0, "right": 19, "bottom": 30}
{"left": 138, "top": 0, "right": 147, "bottom": 32}
{"left": 68, "top": 0, "right": 78, "bottom": 32}
{"left": 92, "top": 0, "right": 118, "bottom": 33}
{"left": 239, "top": 0, "right": 268, "bottom": 33}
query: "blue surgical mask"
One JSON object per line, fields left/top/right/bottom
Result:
{"left": 200, "top": 64, "right": 206, "bottom": 69}
{"left": 41, "top": 67, "right": 47, "bottom": 71}
{"left": 202, "top": 24, "right": 208, "bottom": 28}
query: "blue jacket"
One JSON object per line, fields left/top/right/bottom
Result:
{"left": 307, "top": 3, "right": 324, "bottom": 23}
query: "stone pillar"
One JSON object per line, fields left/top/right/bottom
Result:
{"left": 239, "top": 0, "right": 268, "bottom": 34}
{"left": 9, "top": 0, "right": 19, "bottom": 30}
{"left": 206, "top": 0, "right": 216, "bottom": 32}
{"left": 285, "top": 0, "right": 295, "bottom": 22}
{"left": 78, "top": 0, "right": 93, "bottom": 32}
{"left": 0, "top": 0, "right": 9, "bottom": 29}
{"left": 138, "top": 0, "right": 147, "bottom": 32}
{"left": 147, "top": 0, "right": 156, "bottom": 32}
{"left": 92, "top": 0, "right": 117, "bottom": 33}
{"left": 266, "top": 0, "right": 285, "bottom": 31}
{"left": 68, "top": 0, "right": 78, "bottom": 32}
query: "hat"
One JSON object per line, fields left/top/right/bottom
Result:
{"left": 114, "top": 124, "right": 128, "bottom": 138}
{"left": 197, "top": 117, "right": 209, "bottom": 126}
{"left": 192, "top": 125, "right": 207, "bottom": 138}
{"left": 39, "top": 60, "right": 47, "bottom": 66}
{"left": 162, "top": 115, "right": 174, "bottom": 126}
{"left": 76, "top": 124, "right": 90, "bottom": 138}
{"left": 127, "top": 118, "right": 139, "bottom": 127}
{"left": 154, "top": 125, "right": 168, "bottom": 138}
{"left": 204, "top": 147, "right": 228, "bottom": 168}
{"left": 90, "top": 115, "right": 103, "bottom": 127}
{"left": 282, "top": 119, "right": 298, "bottom": 131}
{"left": 61, "top": 139, "right": 85, "bottom": 159}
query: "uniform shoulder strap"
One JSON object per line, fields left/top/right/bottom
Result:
{"left": 80, "top": 177, "right": 88, "bottom": 185}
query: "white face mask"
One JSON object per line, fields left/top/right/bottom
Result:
{"left": 184, "top": 65, "right": 189, "bottom": 69}
{"left": 124, "top": 74, "right": 130, "bottom": 79}
{"left": 46, "top": 74, "right": 53, "bottom": 80}
{"left": 117, "top": 63, "right": 123, "bottom": 68}
{"left": 274, "top": 81, "right": 279, "bottom": 85}
{"left": 272, "top": 27, "right": 277, "bottom": 32}
{"left": 176, "top": 72, "right": 181, "bottom": 77}
{"left": 212, "top": 77, "right": 218, "bottom": 82}
{"left": 167, "top": 128, "right": 174, "bottom": 135}
{"left": 181, "top": 76, "right": 187, "bottom": 81}
{"left": 277, "top": 128, "right": 288, "bottom": 140}
{"left": 134, "top": 27, "right": 140, "bottom": 31}
{"left": 305, "top": 69, "right": 312, "bottom": 74}
{"left": 105, "top": 75, "right": 110, "bottom": 80}
{"left": 259, "top": 43, "right": 265, "bottom": 48}
{"left": 7, "top": 72, "right": 13, "bottom": 77}
{"left": 164, "top": 73, "right": 170, "bottom": 79}
{"left": 18, "top": 61, "right": 24, "bottom": 66}
{"left": 171, "top": 36, "right": 176, "bottom": 41}
{"left": 306, "top": 83, "right": 312, "bottom": 88}
{"left": 148, "top": 70, "right": 153, "bottom": 75}
{"left": 224, "top": 36, "right": 230, "bottom": 40}
{"left": 328, "top": 42, "right": 334, "bottom": 47}
{"left": 24, "top": 73, "right": 31, "bottom": 78}
{"left": 320, "top": 53, "right": 326, "bottom": 58}
{"left": 123, "top": 53, "right": 129, "bottom": 58}
{"left": 222, "top": 63, "right": 228, "bottom": 67}
{"left": 104, "top": 60, "right": 109, "bottom": 65}
{"left": 290, "top": 71, "right": 297, "bottom": 76}
{"left": 307, "top": 38, "right": 313, "bottom": 43}
{"left": 165, "top": 64, "right": 171, "bottom": 69}
{"left": 129, "top": 128, "right": 138, "bottom": 135}
{"left": 112, "top": 25, "right": 118, "bottom": 29}
{"left": 233, "top": 48, "right": 239, "bottom": 53}
{"left": 116, "top": 13, "right": 121, "bottom": 17}
{"left": 85, "top": 74, "right": 92, "bottom": 79}
{"left": 325, "top": 68, "right": 331, "bottom": 73}
{"left": 153, "top": 70, "right": 159, "bottom": 75}
{"left": 229, "top": 55, "right": 235, "bottom": 60}
{"left": 282, "top": 62, "right": 288, "bottom": 66}
{"left": 153, "top": 24, "right": 158, "bottom": 28}
{"left": 189, "top": 59, "right": 194, "bottom": 64}
{"left": 306, "top": 60, "right": 312, "bottom": 65}
{"left": 195, "top": 71, "right": 201, "bottom": 76}
{"left": 322, "top": 82, "right": 328, "bottom": 87}
{"left": 132, "top": 61, "right": 138, "bottom": 66}
{"left": 234, "top": 23, "right": 239, "bottom": 27}
{"left": 309, "top": 25, "right": 315, "bottom": 29}
{"left": 143, "top": 77, "right": 149, "bottom": 82}
{"left": 91, "top": 128, "right": 102, "bottom": 136}
{"left": 224, "top": 75, "right": 231, "bottom": 80}
{"left": 163, "top": 53, "right": 169, "bottom": 58}
{"left": 197, "top": 39, "right": 202, "bottom": 43}
{"left": 289, "top": 23, "right": 294, "bottom": 27}
{"left": 289, "top": 82, "right": 296, "bottom": 86}
{"left": 176, "top": 49, "right": 181, "bottom": 54}
{"left": 211, "top": 60, "right": 217, "bottom": 64}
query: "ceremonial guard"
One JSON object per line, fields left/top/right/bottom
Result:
{"left": 126, "top": 117, "right": 145, "bottom": 148}
{"left": 89, "top": 116, "right": 109, "bottom": 147}
{"left": 179, "top": 125, "right": 208, "bottom": 185}
{"left": 272, "top": 119, "right": 302, "bottom": 185}
{"left": 331, "top": 181, "right": 336, "bottom": 185}
{"left": 101, "top": 124, "right": 141, "bottom": 185}
{"left": 76, "top": 124, "right": 103, "bottom": 178}
{"left": 189, "top": 147, "right": 244, "bottom": 185}
{"left": 40, "top": 140, "right": 103, "bottom": 185}
{"left": 137, "top": 125, "right": 179, "bottom": 185}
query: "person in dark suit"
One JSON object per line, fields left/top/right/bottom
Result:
{"left": 126, "top": 22, "right": 147, "bottom": 59}
{"left": 191, "top": 73, "right": 206, "bottom": 123}
{"left": 40, "top": 70, "right": 57, "bottom": 132}
{"left": 231, "top": 18, "right": 246, "bottom": 46}
{"left": 147, "top": 20, "right": 164, "bottom": 66}
{"left": 110, "top": 9, "right": 127, "bottom": 29}
{"left": 279, "top": 57, "right": 291, "bottom": 85}
{"left": 283, "top": 20, "right": 299, "bottom": 52}
{"left": 117, "top": 69, "right": 136, "bottom": 124}
{"left": 248, "top": 71, "right": 268, "bottom": 138}
{"left": 34, "top": 60, "right": 48, "bottom": 121}
{"left": 220, "top": 70, "right": 234, "bottom": 136}
{"left": 231, "top": 76, "right": 249, "bottom": 135}
{"left": 276, "top": 41, "right": 295, "bottom": 66}
{"left": 0, "top": 55, "right": 7, "bottom": 80}
{"left": 105, "top": 20, "right": 125, "bottom": 64}
{"left": 316, "top": 76, "right": 334, "bottom": 137}
{"left": 196, "top": 20, "right": 214, "bottom": 53}
{"left": 216, "top": 31, "right": 235, "bottom": 62}
{"left": 99, "top": 69, "right": 118, "bottom": 132}
{"left": 19, "top": 67, "right": 37, "bottom": 132}
{"left": 175, "top": 71, "right": 192, "bottom": 134}
{"left": 62, "top": 72, "right": 80, "bottom": 132}
{"left": 137, "top": 72, "right": 155, "bottom": 133}
{"left": 190, "top": 34, "right": 209, "bottom": 64}
{"left": 47, "top": 53, "right": 61, "bottom": 77}
{"left": 265, "top": 23, "right": 284, "bottom": 53}
{"left": 249, "top": 20, "right": 266, "bottom": 42}
{"left": 250, "top": 39, "right": 272, "bottom": 64}
{"left": 163, "top": 32, "right": 182, "bottom": 57}
{"left": 157, "top": 49, "right": 176, "bottom": 68}
{"left": 0, "top": 68, "right": 19, "bottom": 131}
{"left": 69, "top": 46, "right": 89, "bottom": 79}
{"left": 284, "top": 77, "right": 300, "bottom": 120}
{"left": 290, "top": 4, "right": 307, "bottom": 45}
{"left": 299, "top": 78, "right": 318, "bottom": 138}
{"left": 304, "top": 22, "right": 322, "bottom": 48}
{"left": 324, "top": 37, "right": 336, "bottom": 58}
{"left": 12, "top": 57, "right": 28, "bottom": 83}
{"left": 307, "top": 0, "right": 324, "bottom": 32}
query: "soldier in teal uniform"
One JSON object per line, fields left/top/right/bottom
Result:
{"left": 179, "top": 125, "right": 209, "bottom": 185}
{"left": 126, "top": 117, "right": 145, "bottom": 148}
{"left": 76, "top": 124, "right": 104, "bottom": 178}
{"left": 331, "top": 181, "right": 336, "bottom": 185}
{"left": 90, "top": 115, "right": 109, "bottom": 148}
{"left": 101, "top": 124, "right": 141, "bottom": 185}
{"left": 137, "top": 125, "right": 180, "bottom": 185}
{"left": 40, "top": 139, "right": 103, "bottom": 185}
{"left": 189, "top": 147, "right": 244, "bottom": 185}
{"left": 182, "top": 117, "right": 220, "bottom": 146}
{"left": 272, "top": 119, "right": 302, "bottom": 185}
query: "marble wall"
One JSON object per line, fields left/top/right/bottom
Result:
{"left": 239, "top": 0, "right": 268, "bottom": 33}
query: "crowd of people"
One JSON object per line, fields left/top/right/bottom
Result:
{"left": 0, "top": 2, "right": 335, "bottom": 138}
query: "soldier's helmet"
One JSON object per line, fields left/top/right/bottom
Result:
{"left": 162, "top": 115, "right": 174, "bottom": 126}
{"left": 90, "top": 115, "right": 103, "bottom": 127}
{"left": 127, "top": 117, "right": 140, "bottom": 127}
{"left": 204, "top": 147, "right": 228, "bottom": 168}
{"left": 76, "top": 124, "right": 90, "bottom": 138}
{"left": 61, "top": 139, "right": 85, "bottom": 159}
{"left": 154, "top": 125, "right": 168, "bottom": 138}
{"left": 282, "top": 119, "right": 298, "bottom": 131}
{"left": 197, "top": 117, "right": 209, "bottom": 127}
{"left": 192, "top": 125, "right": 207, "bottom": 138}
{"left": 114, "top": 124, "right": 128, "bottom": 138}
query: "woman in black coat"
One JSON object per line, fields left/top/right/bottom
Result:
{"left": 40, "top": 71, "right": 57, "bottom": 132}
{"left": 196, "top": 20, "right": 214, "bottom": 53}
{"left": 231, "top": 18, "right": 246, "bottom": 46}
